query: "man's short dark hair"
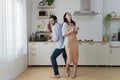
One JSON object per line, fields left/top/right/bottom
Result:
{"left": 49, "top": 15, "right": 57, "bottom": 21}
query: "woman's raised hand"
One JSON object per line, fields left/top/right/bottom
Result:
{"left": 74, "top": 26, "right": 79, "bottom": 32}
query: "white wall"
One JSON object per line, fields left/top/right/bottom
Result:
{"left": 29, "top": 0, "right": 120, "bottom": 41}
{"left": 26, "top": 0, "right": 32, "bottom": 40}
{"left": 31, "top": 0, "right": 79, "bottom": 32}
{"left": 75, "top": 0, "right": 103, "bottom": 41}
{"left": 0, "top": 54, "right": 27, "bottom": 79}
{"left": 103, "top": 0, "right": 120, "bottom": 15}
{"left": 30, "top": 0, "right": 103, "bottom": 41}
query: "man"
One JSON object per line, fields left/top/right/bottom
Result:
{"left": 48, "top": 15, "right": 66, "bottom": 78}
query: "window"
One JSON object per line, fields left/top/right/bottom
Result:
{"left": 0, "top": 0, "right": 27, "bottom": 63}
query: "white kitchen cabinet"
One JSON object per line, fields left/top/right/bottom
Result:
{"left": 78, "top": 42, "right": 110, "bottom": 66}
{"left": 28, "top": 42, "right": 40, "bottom": 65}
{"left": 28, "top": 42, "right": 65, "bottom": 65}
{"left": 39, "top": 43, "right": 51, "bottom": 65}
{"left": 49, "top": 43, "right": 66, "bottom": 65}
{"left": 44, "top": 42, "right": 65, "bottom": 65}
{"left": 98, "top": 43, "right": 110, "bottom": 65}
{"left": 78, "top": 42, "right": 99, "bottom": 65}
{"left": 28, "top": 42, "right": 120, "bottom": 66}
{"left": 86, "top": 42, "right": 99, "bottom": 65}
{"left": 28, "top": 42, "right": 52, "bottom": 65}
{"left": 56, "top": 53, "right": 66, "bottom": 65}
{"left": 78, "top": 42, "right": 86, "bottom": 65}
{"left": 109, "top": 47, "right": 120, "bottom": 65}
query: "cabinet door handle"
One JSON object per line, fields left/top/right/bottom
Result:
{"left": 32, "top": 43, "right": 36, "bottom": 45}
{"left": 101, "top": 42, "right": 105, "bottom": 45}
{"left": 44, "top": 42, "right": 48, "bottom": 45}
{"left": 32, "top": 48, "right": 36, "bottom": 50}
{"left": 32, "top": 54, "right": 36, "bottom": 56}
{"left": 89, "top": 42, "right": 94, "bottom": 45}
{"left": 79, "top": 42, "right": 82, "bottom": 45}
{"left": 110, "top": 49, "right": 112, "bottom": 53}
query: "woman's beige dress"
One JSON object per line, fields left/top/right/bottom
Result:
{"left": 65, "top": 25, "right": 78, "bottom": 64}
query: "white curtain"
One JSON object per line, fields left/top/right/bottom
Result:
{"left": 0, "top": 0, "right": 27, "bottom": 63}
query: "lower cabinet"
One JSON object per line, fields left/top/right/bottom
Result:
{"left": 39, "top": 43, "right": 51, "bottom": 65}
{"left": 78, "top": 42, "right": 110, "bottom": 66}
{"left": 109, "top": 48, "right": 120, "bottom": 66}
{"left": 28, "top": 42, "right": 40, "bottom": 65}
{"left": 78, "top": 43, "right": 85, "bottom": 65}
{"left": 28, "top": 42, "right": 66, "bottom": 65}
{"left": 86, "top": 43, "right": 99, "bottom": 65}
{"left": 28, "top": 42, "right": 53, "bottom": 65}
{"left": 28, "top": 42, "right": 120, "bottom": 66}
{"left": 78, "top": 42, "right": 99, "bottom": 65}
{"left": 98, "top": 43, "right": 110, "bottom": 66}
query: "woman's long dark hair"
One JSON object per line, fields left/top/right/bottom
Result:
{"left": 63, "top": 12, "right": 76, "bottom": 26}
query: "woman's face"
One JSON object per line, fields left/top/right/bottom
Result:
{"left": 65, "top": 12, "right": 72, "bottom": 21}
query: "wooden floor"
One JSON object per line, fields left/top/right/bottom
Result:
{"left": 15, "top": 66, "right": 120, "bottom": 80}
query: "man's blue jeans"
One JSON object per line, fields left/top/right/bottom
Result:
{"left": 50, "top": 48, "right": 66, "bottom": 75}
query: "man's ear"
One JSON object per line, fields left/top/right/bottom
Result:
{"left": 55, "top": 20, "right": 57, "bottom": 23}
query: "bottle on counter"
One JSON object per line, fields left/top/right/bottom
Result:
{"left": 30, "top": 33, "right": 36, "bottom": 41}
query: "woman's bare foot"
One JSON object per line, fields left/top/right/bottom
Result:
{"left": 51, "top": 75, "right": 60, "bottom": 78}
{"left": 65, "top": 71, "right": 70, "bottom": 78}
{"left": 71, "top": 74, "right": 76, "bottom": 79}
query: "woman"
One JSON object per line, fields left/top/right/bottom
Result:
{"left": 62, "top": 12, "right": 79, "bottom": 78}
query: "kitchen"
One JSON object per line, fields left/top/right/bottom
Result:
{"left": 1, "top": 0, "right": 120, "bottom": 80}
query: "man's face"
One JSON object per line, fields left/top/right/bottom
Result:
{"left": 49, "top": 18, "right": 55, "bottom": 26}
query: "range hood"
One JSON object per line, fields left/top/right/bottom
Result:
{"left": 73, "top": 0, "right": 100, "bottom": 16}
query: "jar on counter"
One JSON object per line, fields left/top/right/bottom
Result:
{"left": 30, "top": 33, "right": 36, "bottom": 41}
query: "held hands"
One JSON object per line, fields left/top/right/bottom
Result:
{"left": 47, "top": 39, "right": 53, "bottom": 42}
{"left": 66, "top": 26, "right": 79, "bottom": 36}
{"left": 70, "top": 26, "right": 79, "bottom": 33}
{"left": 74, "top": 26, "right": 79, "bottom": 34}
{"left": 69, "top": 27, "right": 75, "bottom": 32}
{"left": 74, "top": 26, "right": 79, "bottom": 32}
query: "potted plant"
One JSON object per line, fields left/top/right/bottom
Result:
{"left": 103, "top": 13, "right": 112, "bottom": 42}
{"left": 37, "top": 25, "right": 41, "bottom": 32}
{"left": 44, "top": 0, "right": 54, "bottom": 5}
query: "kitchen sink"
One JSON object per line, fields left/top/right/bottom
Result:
{"left": 109, "top": 41, "right": 120, "bottom": 46}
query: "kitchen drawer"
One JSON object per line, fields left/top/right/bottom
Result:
{"left": 28, "top": 42, "right": 40, "bottom": 49}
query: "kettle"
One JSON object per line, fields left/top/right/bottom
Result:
{"left": 118, "top": 32, "right": 120, "bottom": 41}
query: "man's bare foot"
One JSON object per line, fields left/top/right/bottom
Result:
{"left": 51, "top": 75, "right": 60, "bottom": 78}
